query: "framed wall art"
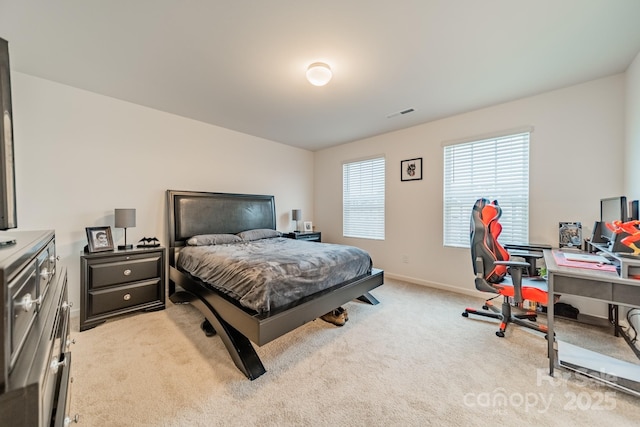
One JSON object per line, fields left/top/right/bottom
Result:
{"left": 86, "top": 226, "right": 114, "bottom": 252}
{"left": 558, "top": 222, "right": 582, "bottom": 248}
{"left": 401, "top": 157, "right": 422, "bottom": 181}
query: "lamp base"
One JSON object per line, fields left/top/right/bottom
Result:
{"left": 118, "top": 244, "right": 134, "bottom": 250}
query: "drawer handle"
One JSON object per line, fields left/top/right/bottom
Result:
{"left": 62, "top": 301, "right": 74, "bottom": 310}
{"left": 18, "top": 293, "right": 41, "bottom": 312}
{"left": 64, "top": 414, "right": 80, "bottom": 426}
{"left": 50, "top": 357, "right": 67, "bottom": 374}
{"left": 123, "top": 293, "right": 131, "bottom": 301}
{"left": 40, "top": 267, "right": 53, "bottom": 278}
{"left": 123, "top": 269, "right": 132, "bottom": 276}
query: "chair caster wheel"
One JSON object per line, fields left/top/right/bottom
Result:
{"left": 496, "top": 331, "right": 505, "bottom": 338}
{"left": 462, "top": 312, "right": 469, "bottom": 317}
{"left": 482, "top": 305, "right": 489, "bottom": 310}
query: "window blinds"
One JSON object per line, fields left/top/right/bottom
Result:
{"left": 443, "top": 132, "right": 529, "bottom": 247}
{"left": 343, "top": 157, "right": 385, "bottom": 240}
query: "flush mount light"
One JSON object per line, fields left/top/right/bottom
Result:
{"left": 306, "top": 62, "right": 332, "bottom": 86}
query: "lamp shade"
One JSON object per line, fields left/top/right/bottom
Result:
{"left": 292, "top": 209, "right": 302, "bottom": 221}
{"left": 115, "top": 208, "right": 136, "bottom": 228}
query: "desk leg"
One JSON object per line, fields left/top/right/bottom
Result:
{"left": 548, "top": 273, "right": 555, "bottom": 376}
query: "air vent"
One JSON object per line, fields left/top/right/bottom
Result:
{"left": 386, "top": 108, "right": 415, "bottom": 119}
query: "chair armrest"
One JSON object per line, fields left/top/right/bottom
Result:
{"left": 493, "top": 260, "right": 530, "bottom": 268}
{"left": 494, "top": 260, "right": 529, "bottom": 303}
{"left": 505, "top": 250, "right": 542, "bottom": 277}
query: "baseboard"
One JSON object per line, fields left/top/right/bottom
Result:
{"left": 383, "top": 272, "right": 486, "bottom": 299}
{"left": 383, "top": 272, "right": 610, "bottom": 323}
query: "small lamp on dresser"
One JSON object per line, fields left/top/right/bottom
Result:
{"left": 115, "top": 208, "right": 136, "bottom": 249}
{"left": 292, "top": 209, "right": 302, "bottom": 232}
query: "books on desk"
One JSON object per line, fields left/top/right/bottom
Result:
{"left": 563, "top": 253, "right": 612, "bottom": 264}
{"left": 553, "top": 251, "right": 618, "bottom": 272}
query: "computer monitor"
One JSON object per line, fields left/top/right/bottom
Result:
{"left": 600, "top": 196, "right": 628, "bottom": 244}
{"left": 630, "top": 200, "right": 639, "bottom": 221}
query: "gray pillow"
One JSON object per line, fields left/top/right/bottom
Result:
{"left": 186, "top": 234, "right": 242, "bottom": 246}
{"left": 237, "top": 229, "right": 282, "bottom": 241}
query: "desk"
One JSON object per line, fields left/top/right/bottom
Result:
{"left": 544, "top": 249, "right": 640, "bottom": 394}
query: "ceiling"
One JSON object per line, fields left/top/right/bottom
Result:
{"left": 2, "top": 1, "right": 640, "bottom": 152}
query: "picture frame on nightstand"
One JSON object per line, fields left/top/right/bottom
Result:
{"left": 303, "top": 221, "right": 313, "bottom": 232}
{"left": 85, "top": 226, "right": 114, "bottom": 252}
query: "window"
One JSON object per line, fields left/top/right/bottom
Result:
{"left": 343, "top": 157, "right": 385, "bottom": 240}
{"left": 443, "top": 130, "right": 530, "bottom": 248}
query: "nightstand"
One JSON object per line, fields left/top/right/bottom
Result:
{"left": 281, "top": 231, "right": 321, "bottom": 242}
{"left": 80, "top": 246, "right": 165, "bottom": 331}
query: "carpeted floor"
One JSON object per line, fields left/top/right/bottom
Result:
{"left": 69, "top": 278, "right": 640, "bottom": 426}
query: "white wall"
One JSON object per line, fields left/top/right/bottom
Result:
{"left": 315, "top": 75, "right": 626, "bottom": 316}
{"left": 626, "top": 51, "right": 640, "bottom": 200}
{"left": 10, "top": 72, "right": 315, "bottom": 315}
{"left": 8, "top": 70, "right": 632, "bottom": 319}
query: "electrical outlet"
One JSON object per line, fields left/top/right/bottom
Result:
{"left": 402, "top": 255, "right": 409, "bottom": 263}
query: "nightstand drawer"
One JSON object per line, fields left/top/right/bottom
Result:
{"left": 89, "top": 280, "right": 162, "bottom": 315}
{"left": 295, "top": 233, "right": 320, "bottom": 241}
{"left": 88, "top": 254, "right": 162, "bottom": 289}
{"left": 281, "top": 232, "right": 321, "bottom": 242}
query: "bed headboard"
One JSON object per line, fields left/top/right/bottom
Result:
{"left": 167, "top": 190, "right": 276, "bottom": 248}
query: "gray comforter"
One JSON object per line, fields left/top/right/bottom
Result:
{"left": 177, "top": 237, "right": 372, "bottom": 313}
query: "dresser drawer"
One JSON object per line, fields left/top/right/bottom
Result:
{"left": 88, "top": 254, "right": 162, "bottom": 289}
{"left": 89, "top": 280, "right": 162, "bottom": 316}
{"left": 9, "top": 260, "right": 38, "bottom": 368}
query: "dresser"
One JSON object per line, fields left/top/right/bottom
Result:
{"left": 80, "top": 246, "right": 165, "bottom": 331}
{"left": 0, "top": 230, "right": 74, "bottom": 426}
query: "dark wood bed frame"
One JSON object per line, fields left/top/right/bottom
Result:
{"left": 166, "top": 190, "right": 384, "bottom": 380}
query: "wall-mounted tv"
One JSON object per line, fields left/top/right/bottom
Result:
{"left": 0, "top": 37, "right": 17, "bottom": 231}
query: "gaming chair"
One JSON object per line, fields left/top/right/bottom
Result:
{"left": 462, "top": 198, "right": 549, "bottom": 337}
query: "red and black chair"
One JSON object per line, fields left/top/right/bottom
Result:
{"left": 462, "top": 198, "right": 549, "bottom": 337}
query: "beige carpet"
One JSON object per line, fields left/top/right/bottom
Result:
{"left": 69, "top": 279, "right": 640, "bottom": 426}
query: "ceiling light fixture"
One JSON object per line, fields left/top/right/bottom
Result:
{"left": 306, "top": 62, "right": 332, "bottom": 86}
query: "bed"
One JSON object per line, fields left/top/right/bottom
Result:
{"left": 167, "top": 190, "right": 384, "bottom": 380}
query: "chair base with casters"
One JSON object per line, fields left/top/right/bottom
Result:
{"left": 462, "top": 256, "right": 549, "bottom": 338}
{"left": 462, "top": 293, "right": 545, "bottom": 338}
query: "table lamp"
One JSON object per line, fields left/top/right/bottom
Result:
{"left": 292, "top": 209, "right": 302, "bottom": 232}
{"left": 115, "top": 208, "right": 136, "bottom": 249}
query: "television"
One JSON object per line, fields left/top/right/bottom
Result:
{"left": 0, "top": 37, "right": 17, "bottom": 232}
{"left": 600, "top": 196, "right": 627, "bottom": 244}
